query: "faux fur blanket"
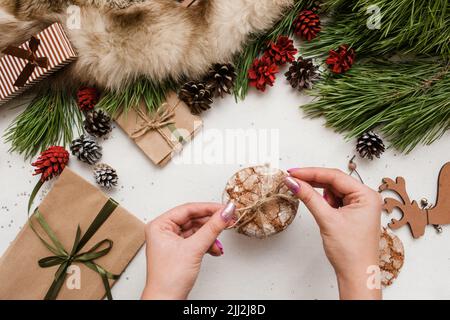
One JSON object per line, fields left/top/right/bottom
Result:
{"left": 0, "top": 0, "right": 293, "bottom": 90}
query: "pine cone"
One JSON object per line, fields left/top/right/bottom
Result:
{"left": 285, "top": 56, "right": 320, "bottom": 91}
{"left": 93, "top": 163, "right": 118, "bottom": 189}
{"left": 77, "top": 87, "right": 99, "bottom": 112}
{"left": 293, "top": 10, "right": 321, "bottom": 41}
{"left": 179, "top": 81, "right": 213, "bottom": 115}
{"left": 326, "top": 45, "right": 355, "bottom": 74}
{"left": 84, "top": 110, "right": 112, "bottom": 138}
{"left": 248, "top": 56, "right": 279, "bottom": 92}
{"left": 32, "top": 146, "right": 69, "bottom": 182}
{"left": 265, "top": 35, "right": 298, "bottom": 66}
{"left": 205, "top": 63, "right": 237, "bottom": 98}
{"left": 70, "top": 135, "right": 102, "bottom": 165}
{"left": 356, "top": 131, "right": 385, "bottom": 160}
{"left": 308, "top": 0, "right": 324, "bottom": 14}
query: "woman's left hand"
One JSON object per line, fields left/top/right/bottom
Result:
{"left": 141, "top": 202, "right": 236, "bottom": 300}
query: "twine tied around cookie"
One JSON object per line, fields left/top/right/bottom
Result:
{"left": 227, "top": 181, "right": 298, "bottom": 233}
{"left": 131, "top": 103, "right": 178, "bottom": 149}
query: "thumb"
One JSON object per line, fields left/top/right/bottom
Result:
{"left": 284, "top": 176, "right": 333, "bottom": 227}
{"left": 188, "top": 202, "right": 236, "bottom": 253}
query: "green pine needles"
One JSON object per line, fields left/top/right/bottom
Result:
{"left": 303, "top": 0, "right": 449, "bottom": 57}
{"left": 4, "top": 0, "right": 317, "bottom": 159}
{"left": 233, "top": 0, "right": 315, "bottom": 100}
{"left": 302, "top": 59, "right": 450, "bottom": 153}
{"left": 4, "top": 77, "right": 176, "bottom": 159}
{"left": 97, "top": 78, "right": 177, "bottom": 118}
{"left": 300, "top": 0, "right": 450, "bottom": 152}
{"left": 4, "top": 0, "right": 449, "bottom": 158}
{"left": 4, "top": 88, "right": 82, "bottom": 159}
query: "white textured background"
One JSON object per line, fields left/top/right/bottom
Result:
{"left": 1, "top": 77, "right": 449, "bottom": 300}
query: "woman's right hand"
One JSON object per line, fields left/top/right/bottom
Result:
{"left": 284, "top": 167, "right": 383, "bottom": 300}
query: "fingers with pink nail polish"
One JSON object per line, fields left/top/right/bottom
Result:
{"left": 284, "top": 176, "right": 301, "bottom": 195}
{"left": 221, "top": 201, "right": 236, "bottom": 222}
{"left": 189, "top": 202, "right": 235, "bottom": 254}
{"left": 284, "top": 175, "right": 332, "bottom": 223}
{"left": 287, "top": 168, "right": 300, "bottom": 174}
{"left": 283, "top": 167, "right": 383, "bottom": 300}
{"left": 208, "top": 238, "right": 224, "bottom": 256}
{"left": 323, "top": 189, "right": 343, "bottom": 209}
{"left": 143, "top": 202, "right": 230, "bottom": 300}
{"left": 214, "top": 239, "right": 224, "bottom": 255}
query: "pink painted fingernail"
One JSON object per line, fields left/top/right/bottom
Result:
{"left": 287, "top": 168, "right": 300, "bottom": 173}
{"left": 215, "top": 239, "right": 224, "bottom": 255}
{"left": 284, "top": 177, "right": 300, "bottom": 194}
{"left": 221, "top": 202, "right": 236, "bottom": 222}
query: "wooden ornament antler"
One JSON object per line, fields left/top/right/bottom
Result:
{"left": 428, "top": 162, "right": 450, "bottom": 225}
{"left": 379, "top": 162, "right": 450, "bottom": 239}
{"left": 379, "top": 177, "right": 427, "bottom": 238}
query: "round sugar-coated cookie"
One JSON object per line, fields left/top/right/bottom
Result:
{"left": 223, "top": 166, "right": 299, "bottom": 238}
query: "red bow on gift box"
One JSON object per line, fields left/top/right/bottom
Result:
{"left": 2, "top": 36, "right": 49, "bottom": 87}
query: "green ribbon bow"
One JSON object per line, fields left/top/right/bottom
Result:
{"left": 29, "top": 199, "right": 121, "bottom": 300}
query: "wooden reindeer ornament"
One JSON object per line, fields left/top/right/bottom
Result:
{"left": 379, "top": 162, "right": 450, "bottom": 239}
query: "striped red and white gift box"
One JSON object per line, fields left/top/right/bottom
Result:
{"left": 0, "top": 23, "right": 77, "bottom": 106}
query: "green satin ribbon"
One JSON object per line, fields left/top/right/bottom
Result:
{"left": 29, "top": 199, "right": 121, "bottom": 300}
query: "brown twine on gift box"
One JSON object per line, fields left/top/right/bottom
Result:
{"left": 227, "top": 181, "right": 298, "bottom": 233}
{"left": 131, "top": 102, "right": 180, "bottom": 149}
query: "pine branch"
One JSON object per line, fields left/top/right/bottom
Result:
{"left": 4, "top": 88, "right": 82, "bottom": 159}
{"left": 233, "top": 0, "right": 315, "bottom": 100}
{"left": 97, "top": 78, "right": 178, "bottom": 118}
{"left": 303, "top": 0, "right": 450, "bottom": 58}
{"left": 302, "top": 58, "right": 450, "bottom": 153}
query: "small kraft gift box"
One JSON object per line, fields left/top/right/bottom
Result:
{"left": 115, "top": 92, "right": 202, "bottom": 167}
{"left": 0, "top": 168, "right": 145, "bottom": 300}
{"left": 0, "top": 22, "right": 77, "bottom": 106}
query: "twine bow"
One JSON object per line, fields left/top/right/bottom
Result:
{"left": 29, "top": 199, "right": 120, "bottom": 300}
{"left": 2, "top": 36, "right": 49, "bottom": 87}
{"left": 131, "top": 103, "right": 178, "bottom": 149}
{"left": 228, "top": 181, "right": 298, "bottom": 234}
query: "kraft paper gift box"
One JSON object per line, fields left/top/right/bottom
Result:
{"left": 0, "top": 22, "right": 77, "bottom": 106}
{"left": 115, "top": 92, "right": 202, "bottom": 167}
{"left": 0, "top": 168, "right": 145, "bottom": 300}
